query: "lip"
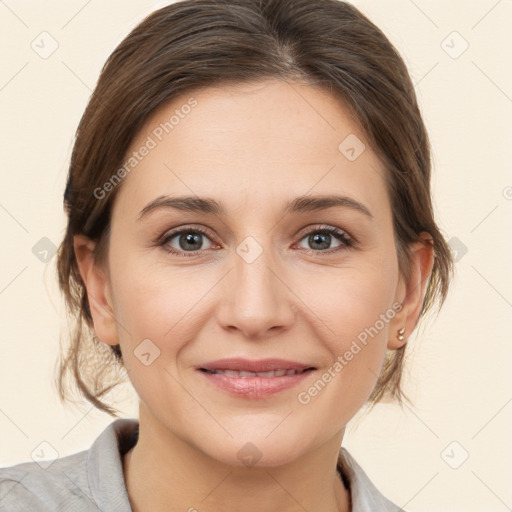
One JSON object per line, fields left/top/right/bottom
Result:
{"left": 198, "top": 358, "right": 315, "bottom": 373}
{"left": 196, "top": 358, "right": 316, "bottom": 399}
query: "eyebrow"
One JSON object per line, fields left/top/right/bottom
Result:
{"left": 137, "top": 194, "right": 373, "bottom": 220}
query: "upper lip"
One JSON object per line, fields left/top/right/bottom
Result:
{"left": 198, "top": 358, "right": 315, "bottom": 372}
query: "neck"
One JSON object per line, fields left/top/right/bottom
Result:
{"left": 123, "top": 404, "right": 351, "bottom": 512}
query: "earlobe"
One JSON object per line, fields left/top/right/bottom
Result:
{"left": 388, "top": 325, "right": 408, "bottom": 350}
{"left": 388, "top": 233, "right": 435, "bottom": 350}
{"left": 73, "top": 234, "right": 118, "bottom": 346}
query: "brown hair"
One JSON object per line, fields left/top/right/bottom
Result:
{"left": 55, "top": 0, "right": 454, "bottom": 417}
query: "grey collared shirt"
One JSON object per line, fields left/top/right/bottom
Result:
{"left": 0, "top": 418, "right": 404, "bottom": 511}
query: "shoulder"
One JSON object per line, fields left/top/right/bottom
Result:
{"left": 338, "top": 447, "right": 407, "bottom": 512}
{"left": 0, "top": 418, "right": 138, "bottom": 512}
{"left": 0, "top": 450, "right": 92, "bottom": 512}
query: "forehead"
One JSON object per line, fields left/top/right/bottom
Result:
{"left": 112, "top": 79, "right": 390, "bottom": 222}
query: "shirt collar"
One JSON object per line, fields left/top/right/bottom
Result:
{"left": 337, "top": 446, "right": 401, "bottom": 511}
{"left": 87, "top": 418, "right": 138, "bottom": 512}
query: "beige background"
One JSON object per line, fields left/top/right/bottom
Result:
{"left": 1, "top": 1, "right": 511, "bottom": 510}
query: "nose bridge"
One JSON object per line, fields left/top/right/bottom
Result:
{"left": 217, "top": 233, "right": 295, "bottom": 338}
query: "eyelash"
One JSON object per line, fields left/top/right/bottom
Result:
{"left": 157, "top": 224, "right": 354, "bottom": 258}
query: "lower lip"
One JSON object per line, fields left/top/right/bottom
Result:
{"left": 198, "top": 369, "right": 314, "bottom": 398}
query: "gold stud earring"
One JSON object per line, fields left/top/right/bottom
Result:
{"left": 397, "top": 327, "right": 405, "bottom": 341}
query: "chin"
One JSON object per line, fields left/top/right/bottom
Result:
{"left": 213, "top": 445, "right": 304, "bottom": 469}
{"left": 197, "top": 426, "right": 315, "bottom": 469}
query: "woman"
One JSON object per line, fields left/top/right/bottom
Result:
{"left": 0, "top": 0, "right": 453, "bottom": 510}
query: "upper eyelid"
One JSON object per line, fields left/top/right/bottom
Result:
{"left": 295, "top": 224, "right": 350, "bottom": 239}
{"left": 161, "top": 225, "right": 217, "bottom": 243}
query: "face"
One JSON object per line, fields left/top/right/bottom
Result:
{"left": 80, "top": 79, "right": 418, "bottom": 467}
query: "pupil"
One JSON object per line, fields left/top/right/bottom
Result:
{"left": 181, "top": 232, "right": 201, "bottom": 250}
{"left": 311, "top": 233, "right": 330, "bottom": 250}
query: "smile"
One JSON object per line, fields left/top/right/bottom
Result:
{"left": 197, "top": 362, "right": 316, "bottom": 398}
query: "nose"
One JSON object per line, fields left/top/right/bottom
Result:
{"left": 215, "top": 242, "right": 297, "bottom": 340}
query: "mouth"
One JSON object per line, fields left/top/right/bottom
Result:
{"left": 198, "top": 367, "right": 314, "bottom": 377}
{"left": 197, "top": 357, "right": 316, "bottom": 373}
{"left": 196, "top": 358, "right": 316, "bottom": 398}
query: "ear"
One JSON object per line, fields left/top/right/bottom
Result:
{"left": 388, "top": 232, "right": 435, "bottom": 349}
{"left": 73, "top": 234, "right": 118, "bottom": 346}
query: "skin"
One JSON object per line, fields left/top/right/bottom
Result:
{"left": 74, "top": 79, "right": 434, "bottom": 512}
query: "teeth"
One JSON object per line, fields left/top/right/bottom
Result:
{"left": 207, "top": 368, "right": 306, "bottom": 377}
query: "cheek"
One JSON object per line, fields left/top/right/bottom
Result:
{"left": 297, "top": 257, "right": 398, "bottom": 398}
{"left": 109, "top": 235, "right": 167, "bottom": 315}
{"left": 109, "top": 266, "right": 194, "bottom": 407}
{"left": 110, "top": 254, "right": 216, "bottom": 356}
{"left": 304, "top": 258, "right": 398, "bottom": 346}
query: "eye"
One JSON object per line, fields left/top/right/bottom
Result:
{"left": 296, "top": 225, "right": 353, "bottom": 253}
{"left": 160, "top": 227, "right": 215, "bottom": 257}
{"left": 158, "top": 224, "right": 354, "bottom": 258}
